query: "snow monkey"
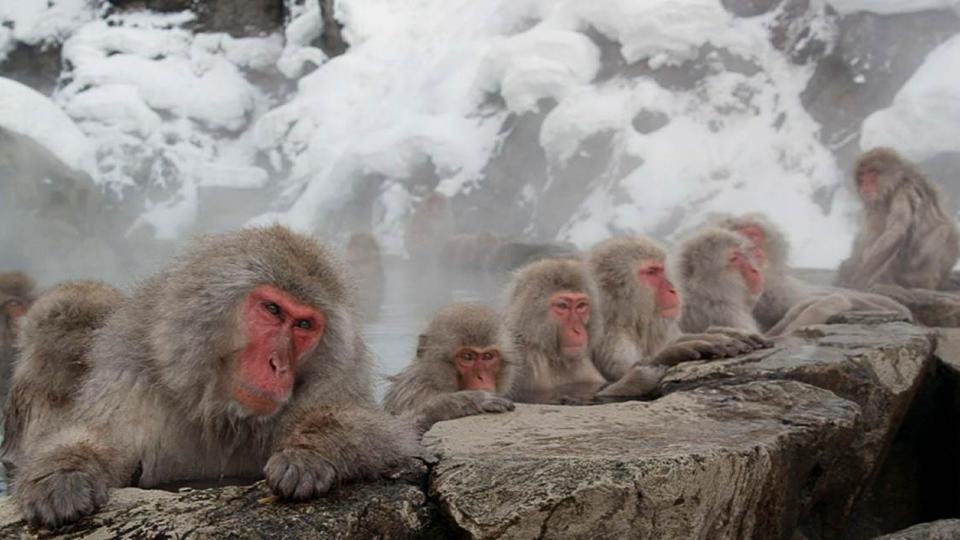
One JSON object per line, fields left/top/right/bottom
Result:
{"left": 503, "top": 258, "right": 747, "bottom": 403}
{"left": 405, "top": 192, "right": 455, "bottom": 263}
{"left": 717, "top": 213, "right": 912, "bottom": 337}
{"left": 836, "top": 147, "right": 959, "bottom": 290}
{"left": 587, "top": 236, "right": 771, "bottom": 395}
{"left": 677, "top": 228, "right": 765, "bottom": 334}
{"left": 1, "top": 281, "right": 123, "bottom": 473}
{"left": 0, "top": 271, "right": 36, "bottom": 405}
{"left": 383, "top": 303, "right": 515, "bottom": 429}
{"left": 11, "top": 226, "right": 419, "bottom": 529}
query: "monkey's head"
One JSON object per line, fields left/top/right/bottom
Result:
{"left": 854, "top": 147, "right": 912, "bottom": 206}
{"left": 0, "top": 271, "right": 36, "bottom": 329}
{"left": 415, "top": 303, "right": 516, "bottom": 395}
{"left": 716, "top": 213, "right": 789, "bottom": 273}
{"left": 677, "top": 228, "right": 764, "bottom": 304}
{"left": 149, "top": 226, "right": 358, "bottom": 420}
{"left": 588, "top": 236, "right": 680, "bottom": 328}
{"left": 505, "top": 258, "right": 600, "bottom": 361}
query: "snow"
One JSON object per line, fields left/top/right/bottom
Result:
{"left": 0, "top": 76, "right": 95, "bottom": 175}
{"left": 826, "top": 0, "right": 960, "bottom": 15}
{"left": 2, "top": 0, "right": 958, "bottom": 266}
{"left": 860, "top": 34, "right": 960, "bottom": 161}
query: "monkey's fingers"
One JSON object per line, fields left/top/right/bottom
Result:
{"left": 705, "top": 326, "right": 773, "bottom": 349}
{"left": 18, "top": 468, "right": 109, "bottom": 529}
{"left": 265, "top": 448, "right": 337, "bottom": 501}
{"left": 652, "top": 343, "right": 703, "bottom": 366}
{"left": 480, "top": 395, "right": 515, "bottom": 413}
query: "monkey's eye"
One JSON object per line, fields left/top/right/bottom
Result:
{"left": 576, "top": 301, "right": 589, "bottom": 311}
{"left": 555, "top": 301, "right": 570, "bottom": 310}
{"left": 461, "top": 352, "right": 476, "bottom": 362}
{"left": 263, "top": 302, "right": 282, "bottom": 317}
{"left": 295, "top": 319, "right": 312, "bottom": 330}
{"left": 482, "top": 352, "right": 495, "bottom": 361}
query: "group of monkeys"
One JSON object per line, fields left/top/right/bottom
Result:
{"left": 0, "top": 147, "right": 955, "bottom": 529}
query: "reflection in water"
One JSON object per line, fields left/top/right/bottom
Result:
{"left": 364, "top": 262, "right": 507, "bottom": 401}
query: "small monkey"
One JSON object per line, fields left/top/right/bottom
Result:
{"left": 383, "top": 303, "right": 515, "bottom": 429}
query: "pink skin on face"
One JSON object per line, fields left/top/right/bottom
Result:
{"left": 858, "top": 167, "right": 879, "bottom": 202}
{"left": 636, "top": 259, "right": 680, "bottom": 319}
{"left": 729, "top": 249, "right": 764, "bottom": 294}
{"left": 736, "top": 226, "right": 766, "bottom": 268}
{"left": 454, "top": 346, "right": 502, "bottom": 391}
{"left": 3, "top": 300, "right": 27, "bottom": 322}
{"left": 549, "top": 292, "right": 591, "bottom": 356}
{"left": 233, "top": 285, "right": 325, "bottom": 416}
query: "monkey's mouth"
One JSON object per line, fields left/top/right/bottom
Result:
{"left": 658, "top": 306, "right": 680, "bottom": 318}
{"left": 231, "top": 382, "right": 291, "bottom": 417}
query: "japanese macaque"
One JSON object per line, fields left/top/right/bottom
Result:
{"left": 0, "top": 281, "right": 123, "bottom": 472}
{"left": 383, "top": 303, "right": 515, "bottom": 429}
{"left": 0, "top": 271, "right": 35, "bottom": 404}
{"left": 503, "top": 259, "right": 607, "bottom": 404}
{"left": 440, "top": 233, "right": 501, "bottom": 271}
{"left": 11, "top": 226, "right": 418, "bottom": 529}
{"left": 344, "top": 232, "right": 384, "bottom": 316}
{"left": 405, "top": 192, "right": 454, "bottom": 263}
{"left": 836, "top": 148, "right": 959, "bottom": 290}
{"left": 677, "top": 228, "right": 764, "bottom": 334}
{"left": 587, "top": 236, "right": 771, "bottom": 396}
{"left": 485, "top": 240, "right": 579, "bottom": 272}
{"left": 717, "top": 213, "right": 912, "bottom": 336}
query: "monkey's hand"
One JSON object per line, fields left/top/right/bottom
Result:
{"left": 265, "top": 448, "right": 338, "bottom": 501}
{"left": 703, "top": 326, "right": 774, "bottom": 349}
{"left": 415, "top": 391, "right": 514, "bottom": 432}
{"left": 17, "top": 466, "right": 109, "bottom": 529}
{"left": 596, "top": 364, "right": 666, "bottom": 399}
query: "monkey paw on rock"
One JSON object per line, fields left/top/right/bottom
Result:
{"left": 265, "top": 448, "right": 338, "bottom": 500}
{"left": 17, "top": 468, "right": 109, "bottom": 529}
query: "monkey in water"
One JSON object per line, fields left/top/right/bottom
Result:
{"left": 11, "top": 226, "right": 419, "bottom": 529}
{"left": 676, "top": 228, "right": 765, "bottom": 334}
{"left": 717, "top": 213, "right": 912, "bottom": 336}
{"left": 836, "top": 147, "right": 959, "bottom": 290}
{"left": 587, "top": 236, "right": 771, "bottom": 398}
{"left": 383, "top": 303, "right": 515, "bottom": 430}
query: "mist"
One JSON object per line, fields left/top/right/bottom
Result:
{"left": 2, "top": 0, "right": 960, "bottom": 389}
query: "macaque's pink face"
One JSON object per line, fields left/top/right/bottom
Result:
{"left": 736, "top": 225, "right": 766, "bottom": 268}
{"left": 636, "top": 259, "right": 680, "bottom": 318}
{"left": 549, "top": 291, "right": 591, "bottom": 357}
{"left": 233, "top": 285, "right": 325, "bottom": 416}
{"left": 729, "top": 248, "right": 763, "bottom": 294}
{"left": 454, "top": 346, "right": 502, "bottom": 391}
{"left": 857, "top": 165, "right": 880, "bottom": 203}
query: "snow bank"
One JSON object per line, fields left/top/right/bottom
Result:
{"left": 826, "top": 0, "right": 960, "bottom": 16}
{"left": 860, "top": 34, "right": 960, "bottom": 162}
{"left": 0, "top": 76, "right": 95, "bottom": 175}
{"left": 0, "top": 0, "right": 94, "bottom": 59}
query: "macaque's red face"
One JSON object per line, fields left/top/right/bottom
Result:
{"left": 454, "top": 346, "right": 501, "bottom": 391}
{"left": 729, "top": 248, "right": 763, "bottom": 294}
{"left": 636, "top": 259, "right": 680, "bottom": 318}
{"left": 233, "top": 285, "right": 325, "bottom": 416}
{"left": 857, "top": 164, "right": 880, "bottom": 203}
{"left": 3, "top": 299, "right": 28, "bottom": 324}
{"left": 736, "top": 225, "right": 766, "bottom": 268}
{"left": 549, "top": 291, "right": 591, "bottom": 357}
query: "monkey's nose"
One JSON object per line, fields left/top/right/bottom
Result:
{"left": 269, "top": 354, "right": 290, "bottom": 374}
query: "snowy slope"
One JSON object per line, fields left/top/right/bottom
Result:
{"left": 1, "top": 0, "right": 958, "bottom": 266}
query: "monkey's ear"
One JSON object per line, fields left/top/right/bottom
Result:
{"left": 416, "top": 334, "right": 428, "bottom": 359}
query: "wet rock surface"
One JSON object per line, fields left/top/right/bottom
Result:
{"left": 0, "top": 322, "right": 946, "bottom": 539}
{"left": 873, "top": 519, "right": 960, "bottom": 540}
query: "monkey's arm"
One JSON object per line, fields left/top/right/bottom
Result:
{"left": 856, "top": 193, "right": 913, "bottom": 285}
{"left": 413, "top": 391, "right": 514, "bottom": 432}
{"left": 267, "top": 404, "right": 421, "bottom": 500}
{"left": 595, "top": 364, "right": 666, "bottom": 399}
{"left": 13, "top": 424, "right": 137, "bottom": 529}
